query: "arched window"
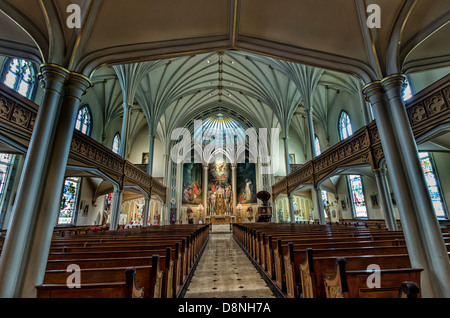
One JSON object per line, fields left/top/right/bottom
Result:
{"left": 0, "top": 153, "right": 14, "bottom": 202}
{"left": 112, "top": 133, "right": 121, "bottom": 154}
{"left": 58, "top": 177, "right": 81, "bottom": 225}
{"left": 403, "top": 80, "right": 413, "bottom": 102}
{"left": 1, "top": 58, "right": 36, "bottom": 99}
{"left": 419, "top": 152, "right": 447, "bottom": 219}
{"left": 338, "top": 110, "right": 353, "bottom": 141}
{"left": 315, "top": 135, "right": 321, "bottom": 156}
{"left": 75, "top": 105, "right": 92, "bottom": 136}
{"left": 348, "top": 175, "right": 368, "bottom": 218}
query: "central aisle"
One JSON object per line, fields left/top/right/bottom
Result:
{"left": 183, "top": 229, "right": 277, "bottom": 298}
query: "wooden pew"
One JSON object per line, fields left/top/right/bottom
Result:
{"left": 36, "top": 267, "right": 145, "bottom": 298}
{"left": 46, "top": 247, "right": 174, "bottom": 298}
{"left": 39, "top": 224, "right": 210, "bottom": 298}
{"left": 283, "top": 240, "right": 405, "bottom": 298}
{"left": 299, "top": 248, "right": 414, "bottom": 298}
{"left": 324, "top": 258, "right": 422, "bottom": 298}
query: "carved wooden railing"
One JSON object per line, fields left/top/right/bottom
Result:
{"left": 405, "top": 73, "right": 450, "bottom": 139}
{"left": 0, "top": 83, "right": 166, "bottom": 203}
{"left": 272, "top": 73, "right": 450, "bottom": 199}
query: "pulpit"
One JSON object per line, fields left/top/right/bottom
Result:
{"left": 257, "top": 191, "right": 272, "bottom": 222}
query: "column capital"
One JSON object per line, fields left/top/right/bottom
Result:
{"left": 64, "top": 72, "right": 92, "bottom": 100}
{"left": 38, "top": 64, "right": 71, "bottom": 92}
{"left": 361, "top": 80, "right": 384, "bottom": 105}
{"left": 381, "top": 73, "right": 407, "bottom": 100}
{"left": 374, "top": 167, "right": 389, "bottom": 176}
{"left": 122, "top": 102, "right": 133, "bottom": 110}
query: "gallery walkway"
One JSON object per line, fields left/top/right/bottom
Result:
{"left": 182, "top": 225, "right": 278, "bottom": 298}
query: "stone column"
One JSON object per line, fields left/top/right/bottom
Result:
{"left": 313, "top": 188, "right": 325, "bottom": 224}
{"left": 119, "top": 103, "right": 132, "bottom": 159}
{"left": 203, "top": 164, "right": 208, "bottom": 216}
{"left": 0, "top": 67, "right": 91, "bottom": 298}
{"left": 175, "top": 161, "right": 182, "bottom": 223}
{"left": 109, "top": 188, "right": 123, "bottom": 231}
{"left": 305, "top": 108, "right": 316, "bottom": 160}
{"left": 373, "top": 168, "right": 398, "bottom": 231}
{"left": 142, "top": 197, "right": 151, "bottom": 227}
{"left": 363, "top": 78, "right": 450, "bottom": 298}
{"left": 287, "top": 192, "right": 296, "bottom": 223}
{"left": 147, "top": 134, "right": 155, "bottom": 175}
{"left": 282, "top": 137, "right": 291, "bottom": 175}
{"left": 231, "top": 163, "right": 237, "bottom": 215}
{"left": 381, "top": 74, "right": 450, "bottom": 297}
{"left": 0, "top": 64, "right": 70, "bottom": 298}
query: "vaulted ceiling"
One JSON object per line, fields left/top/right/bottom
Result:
{"left": 0, "top": 0, "right": 448, "bottom": 82}
{"left": 1, "top": 0, "right": 449, "bottom": 160}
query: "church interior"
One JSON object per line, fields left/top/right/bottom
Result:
{"left": 0, "top": 0, "right": 449, "bottom": 301}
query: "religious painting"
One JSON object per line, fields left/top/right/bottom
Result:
{"left": 370, "top": 194, "right": 379, "bottom": 208}
{"left": 237, "top": 163, "right": 257, "bottom": 204}
{"left": 289, "top": 153, "right": 296, "bottom": 164}
{"left": 142, "top": 153, "right": 149, "bottom": 164}
{"left": 182, "top": 163, "right": 202, "bottom": 205}
{"left": 208, "top": 158, "right": 232, "bottom": 212}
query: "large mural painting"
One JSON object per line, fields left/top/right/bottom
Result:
{"left": 236, "top": 162, "right": 257, "bottom": 204}
{"left": 182, "top": 162, "right": 203, "bottom": 205}
{"left": 208, "top": 158, "right": 232, "bottom": 210}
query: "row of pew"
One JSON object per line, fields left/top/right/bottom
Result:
{"left": 35, "top": 224, "right": 209, "bottom": 298}
{"left": 232, "top": 222, "right": 450, "bottom": 298}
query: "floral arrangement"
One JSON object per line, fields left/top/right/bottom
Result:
{"left": 187, "top": 208, "right": 193, "bottom": 214}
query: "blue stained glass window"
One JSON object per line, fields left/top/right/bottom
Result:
{"left": 403, "top": 81, "right": 413, "bottom": 102}
{"left": 419, "top": 152, "right": 447, "bottom": 218}
{"left": 75, "top": 105, "right": 92, "bottom": 136}
{"left": 58, "top": 177, "right": 81, "bottom": 225}
{"left": 0, "top": 154, "right": 13, "bottom": 202}
{"left": 112, "top": 133, "right": 120, "bottom": 154}
{"left": 338, "top": 111, "right": 353, "bottom": 141}
{"left": 1, "top": 58, "right": 36, "bottom": 99}
{"left": 321, "top": 189, "right": 328, "bottom": 219}
{"left": 348, "top": 175, "right": 368, "bottom": 218}
{"left": 315, "top": 135, "right": 321, "bottom": 156}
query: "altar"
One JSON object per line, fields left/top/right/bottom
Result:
{"left": 205, "top": 215, "right": 236, "bottom": 224}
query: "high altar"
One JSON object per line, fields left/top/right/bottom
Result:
{"left": 182, "top": 158, "right": 259, "bottom": 224}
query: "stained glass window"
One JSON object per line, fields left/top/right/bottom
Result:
{"left": 199, "top": 115, "right": 246, "bottom": 163}
{"left": 112, "top": 133, "right": 120, "bottom": 154}
{"left": 338, "top": 111, "right": 353, "bottom": 141}
{"left": 348, "top": 175, "right": 368, "bottom": 218}
{"left": 58, "top": 177, "right": 81, "bottom": 225}
{"left": 321, "top": 190, "right": 328, "bottom": 219}
{"left": 419, "top": 152, "right": 447, "bottom": 218}
{"left": 0, "top": 154, "right": 13, "bottom": 202}
{"left": 1, "top": 58, "right": 36, "bottom": 99}
{"left": 315, "top": 135, "right": 321, "bottom": 156}
{"left": 75, "top": 105, "right": 92, "bottom": 136}
{"left": 403, "top": 81, "right": 413, "bottom": 102}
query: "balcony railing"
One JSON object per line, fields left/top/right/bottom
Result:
{"left": 272, "top": 73, "right": 450, "bottom": 199}
{"left": 0, "top": 83, "right": 166, "bottom": 202}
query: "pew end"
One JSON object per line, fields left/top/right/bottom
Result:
{"left": 324, "top": 258, "right": 422, "bottom": 298}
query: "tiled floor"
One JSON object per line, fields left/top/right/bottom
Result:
{"left": 183, "top": 232, "right": 277, "bottom": 298}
